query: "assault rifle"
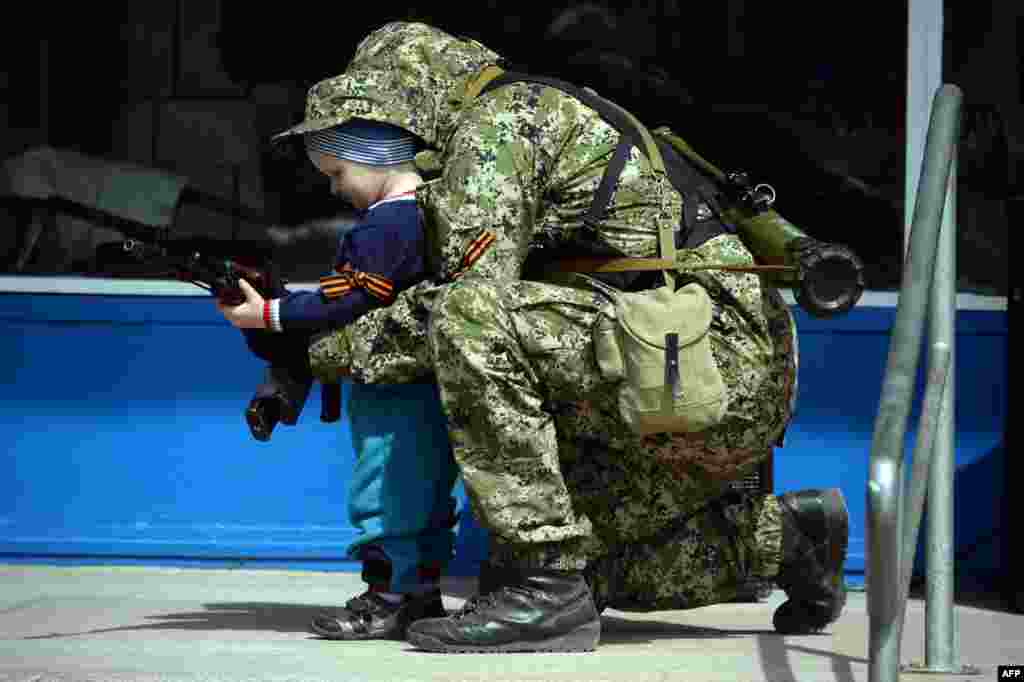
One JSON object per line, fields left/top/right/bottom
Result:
{"left": 97, "top": 235, "right": 340, "bottom": 442}
{"left": 98, "top": 236, "right": 344, "bottom": 440}
{"left": 100, "top": 236, "right": 281, "bottom": 305}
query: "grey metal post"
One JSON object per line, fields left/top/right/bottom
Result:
{"left": 925, "top": 149, "right": 958, "bottom": 671}
{"left": 898, "top": 149, "right": 976, "bottom": 675}
{"left": 867, "top": 83, "right": 962, "bottom": 682}
{"left": 895, "top": 338, "right": 950, "bottom": 648}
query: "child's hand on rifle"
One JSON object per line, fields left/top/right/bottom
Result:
{"left": 216, "top": 278, "right": 269, "bottom": 329}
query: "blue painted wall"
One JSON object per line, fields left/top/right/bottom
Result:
{"left": 0, "top": 291, "right": 1008, "bottom": 587}
{"left": 782, "top": 305, "right": 1007, "bottom": 586}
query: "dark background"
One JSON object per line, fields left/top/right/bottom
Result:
{"left": 1, "top": 1, "right": 1018, "bottom": 293}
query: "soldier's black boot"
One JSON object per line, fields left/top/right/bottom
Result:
{"left": 475, "top": 560, "right": 515, "bottom": 597}
{"left": 773, "top": 488, "right": 849, "bottom": 634}
{"left": 406, "top": 567, "right": 601, "bottom": 653}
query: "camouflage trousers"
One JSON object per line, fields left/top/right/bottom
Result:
{"left": 428, "top": 245, "right": 798, "bottom": 610}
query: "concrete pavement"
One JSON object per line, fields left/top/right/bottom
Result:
{"left": 0, "top": 564, "right": 1018, "bottom": 681}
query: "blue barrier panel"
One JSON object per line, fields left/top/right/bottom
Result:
{"left": 782, "top": 305, "right": 1007, "bottom": 584}
{"left": 0, "top": 291, "right": 1008, "bottom": 583}
{"left": 0, "top": 292, "right": 480, "bottom": 573}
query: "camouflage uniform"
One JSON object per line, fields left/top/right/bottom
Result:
{"left": 280, "top": 22, "right": 799, "bottom": 612}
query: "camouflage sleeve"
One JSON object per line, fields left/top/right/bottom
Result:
{"left": 308, "top": 274, "right": 446, "bottom": 385}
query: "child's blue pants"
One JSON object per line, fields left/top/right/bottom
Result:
{"left": 343, "top": 381, "right": 460, "bottom": 593}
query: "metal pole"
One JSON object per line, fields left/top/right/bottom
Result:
{"left": 893, "top": 147, "right": 955, "bottom": 658}
{"left": 868, "top": 455, "right": 902, "bottom": 682}
{"left": 868, "top": 83, "right": 962, "bottom": 682}
{"left": 925, "top": 149, "right": 958, "bottom": 670}
{"left": 898, "top": 5, "right": 944, "bottom": 658}
{"left": 895, "top": 340, "right": 950, "bottom": 647}
{"left": 905, "top": 0, "right": 945, "bottom": 256}
{"left": 900, "top": 123, "right": 978, "bottom": 679}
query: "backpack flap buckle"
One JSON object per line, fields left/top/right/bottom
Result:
{"left": 664, "top": 332, "right": 680, "bottom": 416}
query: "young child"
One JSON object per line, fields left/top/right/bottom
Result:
{"left": 217, "top": 117, "right": 460, "bottom": 640}
{"left": 221, "top": 117, "right": 427, "bottom": 334}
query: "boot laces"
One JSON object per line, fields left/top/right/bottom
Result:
{"left": 451, "top": 591, "right": 500, "bottom": 620}
{"left": 451, "top": 582, "right": 551, "bottom": 620}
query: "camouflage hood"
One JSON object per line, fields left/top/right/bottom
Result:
{"left": 274, "top": 22, "right": 502, "bottom": 152}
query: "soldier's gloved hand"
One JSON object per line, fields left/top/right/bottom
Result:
{"left": 786, "top": 237, "right": 865, "bottom": 318}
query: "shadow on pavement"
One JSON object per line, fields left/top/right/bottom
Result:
{"left": 21, "top": 602, "right": 337, "bottom": 639}
{"left": 598, "top": 615, "right": 777, "bottom": 644}
{"left": 758, "top": 636, "right": 864, "bottom": 682}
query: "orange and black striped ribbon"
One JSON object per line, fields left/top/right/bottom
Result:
{"left": 320, "top": 268, "right": 395, "bottom": 303}
{"left": 452, "top": 230, "right": 497, "bottom": 279}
